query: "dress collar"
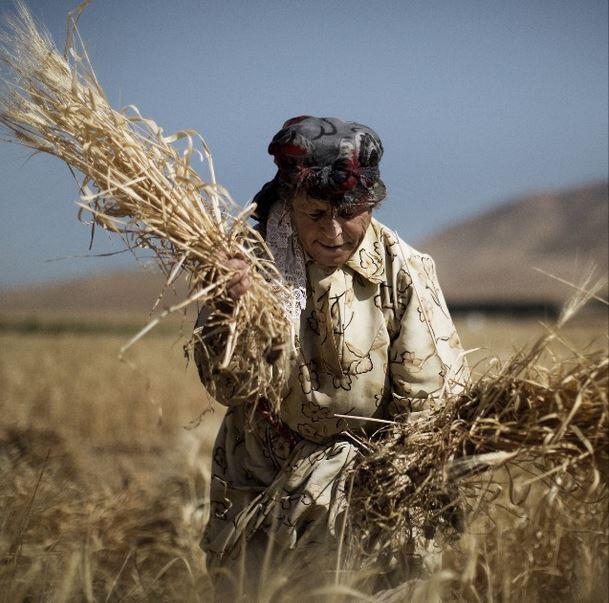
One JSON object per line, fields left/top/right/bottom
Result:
{"left": 344, "top": 218, "right": 386, "bottom": 284}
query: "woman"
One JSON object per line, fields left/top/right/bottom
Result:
{"left": 194, "top": 116, "right": 468, "bottom": 597}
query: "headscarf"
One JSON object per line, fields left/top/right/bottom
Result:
{"left": 253, "top": 116, "right": 385, "bottom": 223}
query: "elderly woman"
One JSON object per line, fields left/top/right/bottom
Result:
{"left": 194, "top": 116, "right": 468, "bottom": 597}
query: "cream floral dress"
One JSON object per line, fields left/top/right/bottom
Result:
{"left": 194, "top": 217, "right": 468, "bottom": 573}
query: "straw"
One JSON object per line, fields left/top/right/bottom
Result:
{"left": 0, "top": 2, "right": 294, "bottom": 411}
{"left": 348, "top": 285, "right": 608, "bottom": 574}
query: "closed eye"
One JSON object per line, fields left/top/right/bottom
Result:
{"left": 308, "top": 211, "right": 326, "bottom": 221}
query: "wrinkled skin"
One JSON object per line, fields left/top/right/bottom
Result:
{"left": 227, "top": 193, "right": 372, "bottom": 299}
{"left": 289, "top": 192, "right": 372, "bottom": 268}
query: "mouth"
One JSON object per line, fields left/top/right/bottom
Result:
{"left": 316, "top": 241, "right": 345, "bottom": 251}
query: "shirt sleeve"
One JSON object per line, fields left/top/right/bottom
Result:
{"left": 192, "top": 305, "right": 251, "bottom": 408}
{"left": 388, "top": 244, "right": 469, "bottom": 415}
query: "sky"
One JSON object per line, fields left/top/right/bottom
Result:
{"left": 0, "top": 0, "right": 607, "bottom": 286}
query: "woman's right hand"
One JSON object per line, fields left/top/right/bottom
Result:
{"left": 226, "top": 258, "right": 252, "bottom": 299}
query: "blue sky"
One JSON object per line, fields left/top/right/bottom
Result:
{"left": 0, "top": 0, "right": 607, "bottom": 285}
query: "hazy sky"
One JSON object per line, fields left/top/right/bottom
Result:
{"left": 0, "top": 0, "right": 607, "bottom": 285}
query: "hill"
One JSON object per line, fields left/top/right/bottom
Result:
{"left": 418, "top": 181, "right": 608, "bottom": 312}
{"left": 0, "top": 268, "right": 190, "bottom": 325}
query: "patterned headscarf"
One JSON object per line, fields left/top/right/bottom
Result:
{"left": 253, "top": 116, "right": 386, "bottom": 222}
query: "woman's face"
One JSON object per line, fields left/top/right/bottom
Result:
{"left": 290, "top": 192, "right": 373, "bottom": 267}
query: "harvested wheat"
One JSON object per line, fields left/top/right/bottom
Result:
{"left": 0, "top": 2, "right": 293, "bottom": 411}
{"left": 348, "top": 290, "right": 608, "bottom": 597}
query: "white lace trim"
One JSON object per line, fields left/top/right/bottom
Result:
{"left": 266, "top": 200, "right": 307, "bottom": 329}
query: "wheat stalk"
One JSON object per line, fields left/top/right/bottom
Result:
{"left": 0, "top": 2, "right": 294, "bottom": 411}
{"left": 348, "top": 286, "right": 609, "bottom": 592}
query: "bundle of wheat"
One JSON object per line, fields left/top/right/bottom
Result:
{"left": 350, "top": 350, "right": 607, "bottom": 543}
{"left": 0, "top": 3, "right": 293, "bottom": 411}
{"left": 348, "top": 294, "right": 608, "bottom": 598}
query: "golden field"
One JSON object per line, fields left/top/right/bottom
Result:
{"left": 0, "top": 312, "right": 607, "bottom": 601}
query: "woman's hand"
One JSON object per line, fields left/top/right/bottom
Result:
{"left": 226, "top": 258, "right": 252, "bottom": 299}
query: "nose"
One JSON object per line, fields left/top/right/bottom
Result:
{"left": 320, "top": 216, "right": 342, "bottom": 239}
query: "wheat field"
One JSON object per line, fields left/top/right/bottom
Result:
{"left": 0, "top": 313, "right": 607, "bottom": 601}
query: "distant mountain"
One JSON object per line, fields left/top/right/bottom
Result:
{"left": 1, "top": 181, "right": 607, "bottom": 319}
{"left": 418, "top": 181, "right": 608, "bottom": 309}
